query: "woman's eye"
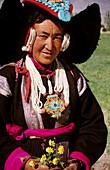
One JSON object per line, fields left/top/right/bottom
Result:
{"left": 39, "top": 35, "right": 47, "bottom": 39}
{"left": 54, "top": 36, "right": 63, "bottom": 40}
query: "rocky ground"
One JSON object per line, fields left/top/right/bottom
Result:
{"left": 91, "top": 153, "right": 110, "bottom": 170}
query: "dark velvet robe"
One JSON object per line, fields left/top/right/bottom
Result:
{"left": 0, "top": 59, "right": 107, "bottom": 169}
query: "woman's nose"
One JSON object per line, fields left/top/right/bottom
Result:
{"left": 45, "top": 37, "right": 54, "bottom": 51}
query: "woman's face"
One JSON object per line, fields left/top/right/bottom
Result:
{"left": 32, "top": 19, "right": 64, "bottom": 65}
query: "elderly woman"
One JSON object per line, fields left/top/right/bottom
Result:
{"left": 0, "top": 0, "right": 107, "bottom": 170}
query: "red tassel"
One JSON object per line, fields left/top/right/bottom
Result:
{"left": 15, "top": 67, "right": 31, "bottom": 102}
{"left": 23, "top": 14, "right": 41, "bottom": 46}
{"left": 24, "top": 27, "right": 32, "bottom": 46}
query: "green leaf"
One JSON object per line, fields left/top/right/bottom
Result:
{"left": 20, "top": 156, "right": 30, "bottom": 162}
{"left": 20, "top": 158, "right": 25, "bottom": 162}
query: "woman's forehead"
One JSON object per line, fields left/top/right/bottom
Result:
{"left": 34, "top": 19, "right": 64, "bottom": 34}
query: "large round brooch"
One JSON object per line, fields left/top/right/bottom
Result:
{"left": 44, "top": 94, "right": 65, "bottom": 119}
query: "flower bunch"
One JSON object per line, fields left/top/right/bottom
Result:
{"left": 40, "top": 139, "right": 64, "bottom": 168}
{"left": 21, "top": 139, "right": 64, "bottom": 169}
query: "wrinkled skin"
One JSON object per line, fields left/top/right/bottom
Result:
{"left": 32, "top": 19, "right": 64, "bottom": 65}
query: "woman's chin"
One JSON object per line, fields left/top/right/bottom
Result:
{"left": 39, "top": 59, "right": 54, "bottom": 66}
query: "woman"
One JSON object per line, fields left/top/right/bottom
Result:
{"left": 0, "top": 0, "right": 107, "bottom": 169}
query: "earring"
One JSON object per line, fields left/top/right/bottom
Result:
{"left": 60, "top": 33, "right": 70, "bottom": 52}
{"left": 22, "top": 28, "right": 36, "bottom": 52}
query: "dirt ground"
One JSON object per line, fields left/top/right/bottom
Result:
{"left": 91, "top": 153, "right": 110, "bottom": 170}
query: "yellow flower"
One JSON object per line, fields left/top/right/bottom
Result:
{"left": 52, "top": 157, "right": 58, "bottom": 165}
{"left": 58, "top": 145, "right": 64, "bottom": 154}
{"left": 29, "top": 160, "right": 35, "bottom": 167}
{"left": 49, "top": 139, "right": 55, "bottom": 147}
{"left": 41, "top": 154, "right": 46, "bottom": 162}
{"left": 46, "top": 147, "right": 54, "bottom": 154}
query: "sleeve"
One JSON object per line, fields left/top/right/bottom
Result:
{"left": 0, "top": 66, "right": 30, "bottom": 170}
{"left": 70, "top": 71, "right": 107, "bottom": 169}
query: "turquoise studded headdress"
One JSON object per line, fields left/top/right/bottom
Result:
{"left": 22, "top": 0, "right": 73, "bottom": 22}
{"left": 0, "top": 0, "right": 101, "bottom": 65}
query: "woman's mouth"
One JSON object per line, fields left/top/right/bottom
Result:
{"left": 42, "top": 51, "right": 53, "bottom": 56}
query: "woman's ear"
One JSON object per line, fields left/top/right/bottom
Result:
{"left": 60, "top": 33, "right": 70, "bottom": 52}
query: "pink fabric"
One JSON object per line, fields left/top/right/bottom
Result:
{"left": 24, "top": 123, "right": 75, "bottom": 138}
{"left": 30, "top": 57, "right": 52, "bottom": 72}
{"left": 6, "top": 123, "right": 75, "bottom": 140}
{"left": 70, "top": 151, "right": 91, "bottom": 170}
{"left": 5, "top": 147, "right": 30, "bottom": 170}
{"left": 6, "top": 124, "right": 24, "bottom": 141}
{"left": 70, "top": 70, "right": 75, "bottom": 77}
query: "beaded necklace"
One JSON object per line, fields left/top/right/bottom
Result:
{"left": 25, "top": 54, "right": 69, "bottom": 119}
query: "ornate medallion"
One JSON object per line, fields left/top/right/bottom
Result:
{"left": 44, "top": 94, "right": 65, "bottom": 119}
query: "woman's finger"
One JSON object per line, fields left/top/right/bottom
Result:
{"left": 64, "top": 163, "right": 79, "bottom": 170}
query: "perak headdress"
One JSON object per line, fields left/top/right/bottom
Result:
{"left": 0, "top": 0, "right": 101, "bottom": 65}
{"left": 21, "top": 0, "right": 72, "bottom": 53}
{"left": 22, "top": 0, "right": 73, "bottom": 22}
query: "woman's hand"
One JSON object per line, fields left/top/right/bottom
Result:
{"left": 64, "top": 162, "right": 81, "bottom": 170}
{"left": 64, "top": 159, "right": 82, "bottom": 170}
{"left": 24, "top": 158, "right": 49, "bottom": 170}
{"left": 24, "top": 158, "right": 82, "bottom": 170}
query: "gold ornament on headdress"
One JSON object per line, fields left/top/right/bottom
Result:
{"left": 45, "top": 0, "right": 63, "bottom": 3}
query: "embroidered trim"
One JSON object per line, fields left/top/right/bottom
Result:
{"left": 0, "top": 75, "right": 12, "bottom": 96}
{"left": 15, "top": 58, "right": 24, "bottom": 80}
{"left": 77, "top": 73, "right": 87, "bottom": 96}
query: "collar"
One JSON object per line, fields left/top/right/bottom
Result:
{"left": 30, "top": 57, "right": 53, "bottom": 73}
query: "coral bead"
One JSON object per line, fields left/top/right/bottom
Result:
{"left": 55, "top": 91, "right": 60, "bottom": 95}
{"left": 64, "top": 103, "right": 69, "bottom": 108}
{"left": 43, "top": 93, "right": 48, "bottom": 97}
{"left": 41, "top": 108, "right": 46, "bottom": 114}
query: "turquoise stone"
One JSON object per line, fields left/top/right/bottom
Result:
{"left": 54, "top": 8, "right": 58, "bottom": 12}
{"left": 58, "top": 9, "right": 71, "bottom": 21}
{"left": 51, "top": 7, "right": 55, "bottom": 10}
{"left": 65, "top": 5, "right": 70, "bottom": 11}
{"left": 57, "top": 6, "right": 64, "bottom": 10}
{"left": 35, "top": 0, "right": 71, "bottom": 22}
{"left": 44, "top": 2, "right": 48, "bottom": 6}
{"left": 64, "top": 1, "right": 70, "bottom": 5}
{"left": 48, "top": 1, "right": 53, "bottom": 5}
{"left": 54, "top": 2, "right": 60, "bottom": 6}
{"left": 48, "top": 5, "right": 52, "bottom": 7}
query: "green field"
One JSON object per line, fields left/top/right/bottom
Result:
{"left": 77, "top": 34, "right": 110, "bottom": 153}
